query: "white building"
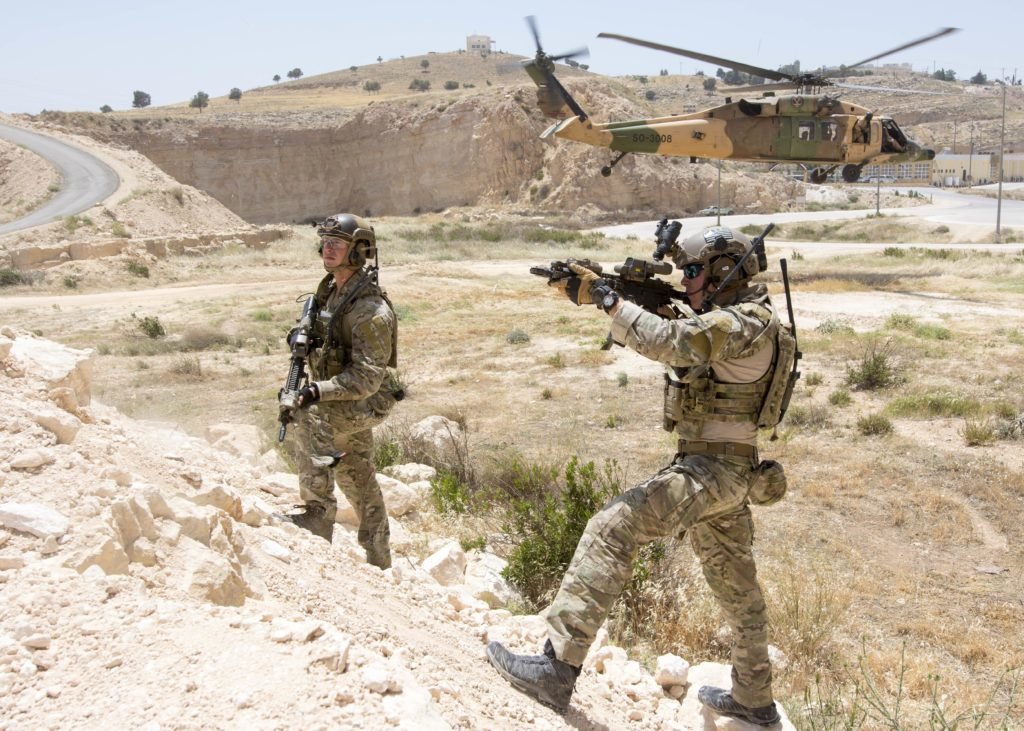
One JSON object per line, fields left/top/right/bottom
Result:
{"left": 466, "top": 35, "right": 494, "bottom": 55}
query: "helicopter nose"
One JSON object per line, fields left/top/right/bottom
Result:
{"left": 906, "top": 141, "right": 935, "bottom": 161}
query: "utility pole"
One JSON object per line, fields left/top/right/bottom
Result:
{"left": 875, "top": 176, "right": 881, "bottom": 216}
{"left": 968, "top": 125, "right": 975, "bottom": 188}
{"left": 716, "top": 162, "right": 722, "bottom": 226}
{"left": 996, "top": 82, "right": 1006, "bottom": 241}
{"left": 953, "top": 120, "right": 957, "bottom": 153}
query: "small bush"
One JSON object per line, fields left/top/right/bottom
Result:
{"left": 501, "top": 457, "right": 619, "bottom": 606}
{"left": 133, "top": 314, "right": 165, "bottom": 339}
{"left": 429, "top": 469, "right": 471, "bottom": 514}
{"left": 170, "top": 187, "right": 185, "bottom": 205}
{"left": 804, "top": 372, "right": 823, "bottom": 387}
{"left": 374, "top": 438, "right": 402, "bottom": 469}
{"left": 506, "top": 328, "right": 530, "bottom": 345}
{"left": 887, "top": 391, "right": 980, "bottom": 418}
{"left": 126, "top": 261, "right": 150, "bottom": 278}
{"left": 0, "top": 269, "right": 29, "bottom": 287}
{"left": 460, "top": 536, "right": 486, "bottom": 552}
{"left": 540, "top": 388, "right": 553, "bottom": 400}
{"left": 111, "top": 221, "right": 130, "bottom": 238}
{"left": 828, "top": 388, "right": 851, "bottom": 407}
{"left": 546, "top": 353, "right": 565, "bottom": 368}
{"left": 443, "top": 80, "right": 459, "bottom": 90}
{"left": 251, "top": 309, "right": 273, "bottom": 322}
{"left": 857, "top": 412, "right": 893, "bottom": 436}
{"left": 785, "top": 403, "right": 831, "bottom": 430}
{"left": 169, "top": 355, "right": 202, "bottom": 377}
{"left": 883, "top": 246, "right": 906, "bottom": 257}
{"left": 617, "top": 372, "right": 629, "bottom": 388}
{"left": 63, "top": 276, "right": 79, "bottom": 289}
{"left": 960, "top": 418, "right": 997, "bottom": 446}
{"left": 885, "top": 313, "right": 917, "bottom": 330}
{"left": 180, "top": 326, "right": 230, "bottom": 351}
{"left": 846, "top": 340, "right": 901, "bottom": 390}
{"left": 815, "top": 318, "right": 855, "bottom": 335}
{"left": 605, "top": 414, "right": 623, "bottom": 428}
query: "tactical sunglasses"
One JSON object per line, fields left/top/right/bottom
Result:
{"left": 320, "top": 236, "right": 350, "bottom": 249}
{"left": 681, "top": 263, "right": 704, "bottom": 279}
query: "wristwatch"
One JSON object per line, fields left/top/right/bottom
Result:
{"left": 600, "top": 290, "right": 620, "bottom": 313}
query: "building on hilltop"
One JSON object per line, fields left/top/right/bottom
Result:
{"left": 467, "top": 35, "right": 494, "bottom": 56}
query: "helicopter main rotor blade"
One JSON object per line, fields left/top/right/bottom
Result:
{"left": 722, "top": 81, "right": 800, "bottom": 94}
{"left": 526, "top": 15, "right": 543, "bottom": 53}
{"left": 844, "top": 27, "right": 959, "bottom": 71}
{"left": 833, "top": 81, "right": 945, "bottom": 95}
{"left": 598, "top": 32, "right": 790, "bottom": 83}
{"left": 550, "top": 46, "right": 590, "bottom": 62}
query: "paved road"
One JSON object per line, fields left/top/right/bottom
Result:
{"left": 596, "top": 183, "right": 1024, "bottom": 242}
{"left": 0, "top": 123, "right": 119, "bottom": 236}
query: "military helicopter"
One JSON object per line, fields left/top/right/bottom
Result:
{"left": 523, "top": 19, "right": 958, "bottom": 183}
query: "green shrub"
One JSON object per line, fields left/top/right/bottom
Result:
{"left": 882, "top": 246, "right": 906, "bottom": 257}
{"left": 501, "top": 457, "right": 619, "bottom": 606}
{"left": 886, "top": 391, "right": 980, "bottom": 418}
{"left": 828, "top": 388, "right": 851, "bottom": 407}
{"left": 506, "top": 328, "right": 530, "bottom": 344}
{"left": 126, "top": 261, "right": 150, "bottom": 278}
{"left": 251, "top": 309, "right": 273, "bottom": 322}
{"left": 0, "top": 269, "right": 29, "bottom": 287}
{"left": 846, "top": 340, "right": 901, "bottom": 390}
{"left": 785, "top": 403, "right": 831, "bottom": 430}
{"left": 546, "top": 353, "right": 565, "bottom": 368}
{"left": 443, "top": 80, "right": 459, "bottom": 90}
{"left": 857, "top": 412, "right": 893, "bottom": 436}
{"left": 133, "top": 314, "right": 165, "bottom": 339}
{"left": 804, "top": 372, "right": 823, "bottom": 387}
{"left": 429, "top": 469, "right": 471, "bottom": 514}
{"left": 617, "top": 372, "right": 629, "bottom": 388}
{"left": 62, "top": 276, "right": 78, "bottom": 289}
{"left": 885, "top": 313, "right": 917, "bottom": 330}
{"left": 180, "top": 326, "right": 230, "bottom": 351}
{"left": 374, "top": 438, "right": 402, "bottom": 469}
{"left": 460, "top": 536, "right": 487, "bottom": 552}
{"left": 540, "top": 388, "right": 553, "bottom": 400}
{"left": 111, "top": 221, "right": 130, "bottom": 238}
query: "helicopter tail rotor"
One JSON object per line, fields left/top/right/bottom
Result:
{"left": 523, "top": 16, "right": 589, "bottom": 120}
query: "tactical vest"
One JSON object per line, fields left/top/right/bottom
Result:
{"left": 662, "top": 302, "right": 797, "bottom": 438}
{"left": 309, "top": 271, "right": 399, "bottom": 383}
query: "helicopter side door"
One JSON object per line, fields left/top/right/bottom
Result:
{"left": 789, "top": 117, "right": 843, "bottom": 163}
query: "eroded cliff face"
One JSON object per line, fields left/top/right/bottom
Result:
{"left": 76, "top": 82, "right": 804, "bottom": 223}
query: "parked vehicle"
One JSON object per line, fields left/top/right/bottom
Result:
{"left": 697, "top": 206, "right": 734, "bottom": 216}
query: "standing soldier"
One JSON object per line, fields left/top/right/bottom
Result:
{"left": 280, "top": 214, "right": 403, "bottom": 569}
{"left": 487, "top": 226, "right": 795, "bottom": 726}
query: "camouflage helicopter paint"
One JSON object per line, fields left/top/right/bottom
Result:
{"left": 522, "top": 23, "right": 954, "bottom": 183}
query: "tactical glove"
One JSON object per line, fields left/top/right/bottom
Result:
{"left": 297, "top": 383, "right": 321, "bottom": 408}
{"left": 566, "top": 262, "right": 608, "bottom": 306}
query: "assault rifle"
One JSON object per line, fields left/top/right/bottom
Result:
{"left": 530, "top": 257, "right": 684, "bottom": 314}
{"left": 277, "top": 295, "right": 320, "bottom": 442}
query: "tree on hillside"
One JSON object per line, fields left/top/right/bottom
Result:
{"left": 273, "top": 74, "right": 281, "bottom": 83}
{"left": 228, "top": 88, "right": 242, "bottom": 103}
{"left": 970, "top": 70, "right": 988, "bottom": 85}
{"left": 932, "top": 68, "right": 957, "bottom": 82}
{"left": 190, "top": 91, "right": 209, "bottom": 112}
{"left": 377, "top": 56, "right": 383, "bottom": 64}
{"left": 350, "top": 66, "right": 358, "bottom": 72}
{"left": 703, "top": 77, "right": 717, "bottom": 92}
{"left": 420, "top": 59, "right": 430, "bottom": 71}
{"left": 363, "top": 80, "right": 381, "bottom": 94}
{"left": 100, "top": 104, "right": 113, "bottom": 113}
{"left": 132, "top": 90, "right": 151, "bottom": 109}
{"left": 443, "top": 80, "right": 459, "bottom": 90}
{"left": 409, "top": 79, "right": 430, "bottom": 92}
{"left": 287, "top": 68, "right": 303, "bottom": 80}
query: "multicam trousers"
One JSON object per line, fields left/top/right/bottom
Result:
{"left": 294, "top": 404, "right": 391, "bottom": 569}
{"left": 545, "top": 453, "right": 772, "bottom": 708}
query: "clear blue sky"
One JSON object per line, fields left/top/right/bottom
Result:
{"left": 1, "top": 0, "right": 1017, "bottom": 113}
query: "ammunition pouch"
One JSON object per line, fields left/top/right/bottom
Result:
{"left": 748, "top": 459, "right": 787, "bottom": 506}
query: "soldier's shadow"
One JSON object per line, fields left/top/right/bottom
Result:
{"left": 564, "top": 707, "right": 610, "bottom": 731}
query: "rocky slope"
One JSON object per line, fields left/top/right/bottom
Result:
{"left": 0, "top": 138, "right": 57, "bottom": 225}
{"left": 0, "top": 329, "right": 794, "bottom": 730}
{"left": 34, "top": 78, "right": 805, "bottom": 224}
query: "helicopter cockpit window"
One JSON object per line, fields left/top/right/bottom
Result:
{"left": 797, "top": 121, "right": 815, "bottom": 141}
{"left": 821, "top": 121, "right": 838, "bottom": 142}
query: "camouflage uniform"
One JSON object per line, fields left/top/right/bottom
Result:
{"left": 546, "top": 284, "right": 778, "bottom": 708}
{"left": 296, "top": 270, "right": 400, "bottom": 569}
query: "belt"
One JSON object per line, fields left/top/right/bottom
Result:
{"left": 677, "top": 440, "right": 758, "bottom": 459}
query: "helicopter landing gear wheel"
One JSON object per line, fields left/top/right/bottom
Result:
{"left": 810, "top": 168, "right": 829, "bottom": 184}
{"left": 601, "top": 166, "right": 612, "bottom": 177}
{"left": 841, "top": 164, "right": 863, "bottom": 183}
{"left": 600, "top": 150, "right": 628, "bottom": 178}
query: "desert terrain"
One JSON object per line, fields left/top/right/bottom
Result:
{"left": 1, "top": 53, "right": 1023, "bottom": 730}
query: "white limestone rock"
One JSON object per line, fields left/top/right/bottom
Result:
{"left": 205, "top": 423, "right": 264, "bottom": 465}
{"left": 654, "top": 653, "right": 690, "bottom": 688}
{"left": 464, "top": 550, "right": 519, "bottom": 609}
{"left": 377, "top": 473, "right": 419, "bottom": 517}
{"left": 9, "top": 448, "right": 57, "bottom": 471}
{"left": 9, "top": 336, "right": 94, "bottom": 406}
{"left": 422, "top": 541, "right": 467, "bottom": 586}
{"left": 0, "top": 503, "right": 70, "bottom": 538}
{"left": 382, "top": 463, "right": 436, "bottom": 483}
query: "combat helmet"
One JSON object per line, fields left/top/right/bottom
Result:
{"left": 317, "top": 213, "right": 376, "bottom": 267}
{"left": 672, "top": 226, "right": 765, "bottom": 288}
